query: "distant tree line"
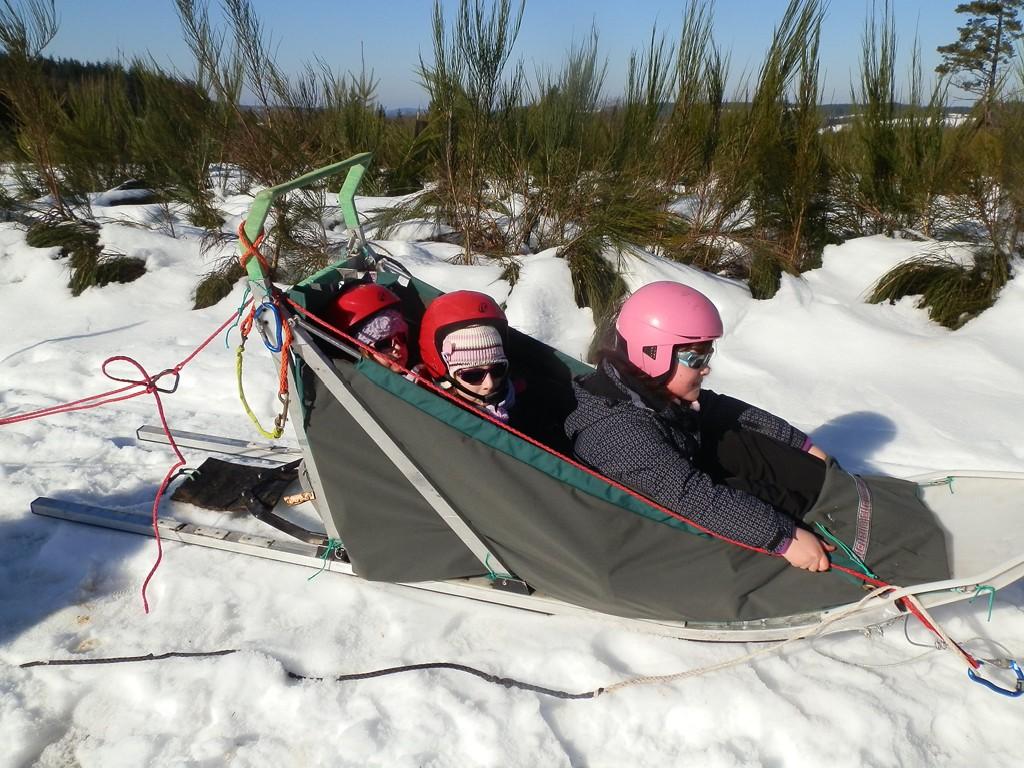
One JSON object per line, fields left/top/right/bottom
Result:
{"left": 0, "top": 0, "right": 1021, "bottom": 328}
{"left": 0, "top": 53, "right": 182, "bottom": 144}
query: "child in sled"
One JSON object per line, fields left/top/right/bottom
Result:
{"left": 565, "top": 281, "right": 836, "bottom": 572}
{"left": 417, "top": 290, "right": 516, "bottom": 424}
{"left": 324, "top": 283, "right": 410, "bottom": 373}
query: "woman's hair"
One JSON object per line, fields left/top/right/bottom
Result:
{"left": 586, "top": 293, "right": 626, "bottom": 363}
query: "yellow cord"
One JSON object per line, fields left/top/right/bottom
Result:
{"left": 235, "top": 342, "right": 286, "bottom": 440}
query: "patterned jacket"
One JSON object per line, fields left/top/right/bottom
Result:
{"left": 564, "top": 359, "right": 809, "bottom": 550}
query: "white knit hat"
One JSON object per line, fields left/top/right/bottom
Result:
{"left": 440, "top": 325, "right": 507, "bottom": 373}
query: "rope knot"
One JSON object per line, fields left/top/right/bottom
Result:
{"left": 237, "top": 220, "right": 271, "bottom": 276}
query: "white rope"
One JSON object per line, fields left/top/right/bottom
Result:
{"left": 901, "top": 594, "right": 979, "bottom": 671}
{"left": 598, "top": 584, "right": 899, "bottom": 695}
{"left": 596, "top": 584, "right": 984, "bottom": 696}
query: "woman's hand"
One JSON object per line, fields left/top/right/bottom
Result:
{"left": 782, "top": 528, "right": 836, "bottom": 571}
{"left": 807, "top": 444, "right": 828, "bottom": 462}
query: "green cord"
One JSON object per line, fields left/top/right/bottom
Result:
{"left": 814, "top": 522, "right": 878, "bottom": 579}
{"left": 307, "top": 538, "right": 344, "bottom": 581}
{"left": 483, "top": 553, "right": 514, "bottom": 582}
{"left": 224, "top": 285, "right": 252, "bottom": 348}
{"left": 969, "top": 585, "right": 996, "bottom": 622}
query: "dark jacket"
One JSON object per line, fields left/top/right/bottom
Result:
{"left": 564, "top": 359, "right": 809, "bottom": 550}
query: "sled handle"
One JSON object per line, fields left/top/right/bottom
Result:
{"left": 967, "top": 659, "right": 1023, "bottom": 698}
{"left": 240, "top": 152, "right": 374, "bottom": 280}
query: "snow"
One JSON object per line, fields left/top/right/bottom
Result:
{"left": 504, "top": 248, "right": 594, "bottom": 359}
{"left": 2, "top": 195, "right": 1023, "bottom": 767}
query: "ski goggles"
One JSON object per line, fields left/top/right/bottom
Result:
{"left": 454, "top": 361, "right": 509, "bottom": 386}
{"left": 675, "top": 343, "right": 714, "bottom": 370}
{"left": 371, "top": 333, "right": 407, "bottom": 353}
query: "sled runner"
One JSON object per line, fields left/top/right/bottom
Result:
{"left": 30, "top": 458, "right": 1024, "bottom": 642}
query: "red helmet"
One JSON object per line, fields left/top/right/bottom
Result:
{"left": 325, "top": 283, "right": 401, "bottom": 331}
{"left": 418, "top": 290, "right": 507, "bottom": 378}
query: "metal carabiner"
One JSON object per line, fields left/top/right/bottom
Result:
{"left": 255, "top": 301, "right": 283, "bottom": 353}
{"left": 967, "top": 659, "right": 1024, "bottom": 698}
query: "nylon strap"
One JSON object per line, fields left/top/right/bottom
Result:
{"left": 852, "top": 474, "right": 873, "bottom": 560}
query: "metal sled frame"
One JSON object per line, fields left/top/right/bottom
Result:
{"left": 30, "top": 465, "right": 1024, "bottom": 642}
{"left": 28, "top": 154, "right": 1024, "bottom": 642}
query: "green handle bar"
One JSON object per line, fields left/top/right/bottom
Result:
{"left": 240, "top": 151, "right": 373, "bottom": 285}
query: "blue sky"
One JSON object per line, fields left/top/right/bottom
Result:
{"left": 45, "top": 1, "right": 965, "bottom": 108}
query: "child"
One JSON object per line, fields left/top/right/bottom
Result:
{"left": 325, "top": 283, "right": 410, "bottom": 372}
{"left": 565, "top": 280, "right": 835, "bottom": 572}
{"left": 417, "top": 290, "right": 515, "bottom": 423}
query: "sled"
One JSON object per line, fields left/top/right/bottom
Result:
{"left": 30, "top": 154, "right": 1024, "bottom": 642}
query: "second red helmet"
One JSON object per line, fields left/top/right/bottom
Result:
{"left": 325, "top": 283, "right": 402, "bottom": 331}
{"left": 418, "top": 290, "right": 507, "bottom": 378}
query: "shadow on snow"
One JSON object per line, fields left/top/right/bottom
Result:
{"left": 0, "top": 484, "right": 154, "bottom": 650}
{"left": 810, "top": 410, "right": 899, "bottom": 474}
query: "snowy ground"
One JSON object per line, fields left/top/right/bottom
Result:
{"left": 1, "top": 193, "right": 1023, "bottom": 767}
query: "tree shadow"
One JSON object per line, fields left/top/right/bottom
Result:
{"left": 0, "top": 322, "right": 147, "bottom": 364}
{"left": 809, "top": 411, "right": 899, "bottom": 474}
{"left": 0, "top": 487, "right": 153, "bottom": 649}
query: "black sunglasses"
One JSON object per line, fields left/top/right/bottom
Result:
{"left": 454, "top": 361, "right": 509, "bottom": 385}
{"left": 371, "top": 333, "right": 407, "bottom": 353}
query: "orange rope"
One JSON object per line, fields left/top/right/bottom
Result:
{"left": 232, "top": 217, "right": 293, "bottom": 428}
{"left": 236, "top": 220, "right": 271, "bottom": 275}
{"left": 234, "top": 219, "right": 293, "bottom": 400}
{"left": 238, "top": 299, "right": 293, "bottom": 400}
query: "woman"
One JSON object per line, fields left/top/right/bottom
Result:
{"left": 418, "top": 290, "right": 515, "bottom": 423}
{"left": 325, "top": 283, "right": 410, "bottom": 372}
{"left": 565, "top": 280, "right": 835, "bottom": 572}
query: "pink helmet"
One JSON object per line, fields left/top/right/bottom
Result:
{"left": 615, "top": 281, "right": 723, "bottom": 377}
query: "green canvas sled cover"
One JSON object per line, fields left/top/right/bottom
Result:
{"left": 292, "top": 272, "right": 951, "bottom": 623}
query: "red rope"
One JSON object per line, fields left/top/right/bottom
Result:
{"left": 0, "top": 383, "right": 140, "bottom": 425}
{"left": 100, "top": 356, "right": 186, "bottom": 613}
{"left": 1, "top": 306, "right": 243, "bottom": 428}
{"left": 1, "top": 304, "right": 250, "bottom": 612}
{"left": 284, "top": 294, "right": 975, "bottom": 656}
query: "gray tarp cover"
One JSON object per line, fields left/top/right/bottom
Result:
{"left": 301, "top": 353, "right": 951, "bottom": 623}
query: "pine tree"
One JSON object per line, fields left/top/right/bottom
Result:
{"left": 936, "top": 1, "right": 1024, "bottom": 124}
